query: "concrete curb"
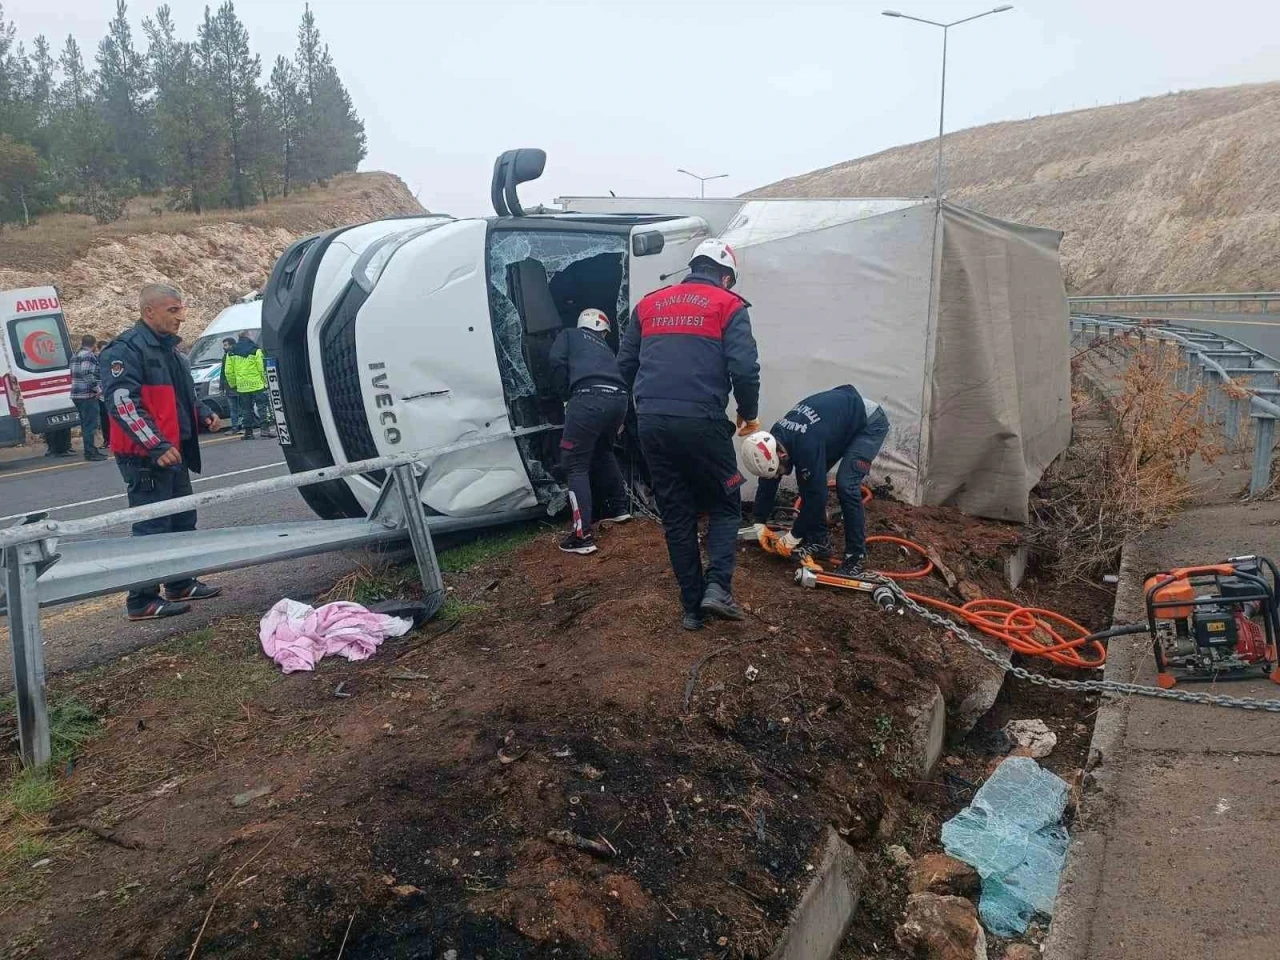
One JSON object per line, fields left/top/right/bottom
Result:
{"left": 1041, "top": 536, "right": 1144, "bottom": 960}
{"left": 769, "top": 827, "right": 866, "bottom": 960}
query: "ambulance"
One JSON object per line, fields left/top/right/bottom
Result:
{"left": 0, "top": 286, "right": 80, "bottom": 448}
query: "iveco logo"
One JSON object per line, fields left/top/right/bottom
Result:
{"left": 368, "top": 361, "right": 401, "bottom": 445}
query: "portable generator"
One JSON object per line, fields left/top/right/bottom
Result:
{"left": 1144, "top": 556, "right": 1280, "bottom": 688}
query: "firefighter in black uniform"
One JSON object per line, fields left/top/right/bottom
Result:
{"left": 101, "top": 283, "right": 223, "bottom": 620}
{"left": 618, "top": 239, "right": 762, "bottom": 631}
{"left": 741, "top": 385, "right": 891, "bottom": 576}
{"left": 549, "top": 307, "right": 631, "bottom": 555}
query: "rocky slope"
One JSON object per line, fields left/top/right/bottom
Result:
{"left": 0, "top": 171, "right": 424, "bottom": 343}
{"left": 750, "top": 82, "right": 1280, "bottom": 294}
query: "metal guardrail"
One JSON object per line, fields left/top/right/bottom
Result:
{"left": 1069, "top": 292, "right": 1280, "bottom": 312}
{"left": 2, "top": 425, "right": 556, "bottom": 766}
{"left": 1070, "top": 314, "right": 1280, "bottom": 495}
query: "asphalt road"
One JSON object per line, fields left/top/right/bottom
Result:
{"left": 1117, "top": 310, "right": 1280, "bottom": 359}
{"left": 0, "top": 432, "right": 370, "bottom": 683}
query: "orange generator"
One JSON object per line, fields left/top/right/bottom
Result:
{"left": 1143, "top": 556, "right": 1280, "bottom": 688}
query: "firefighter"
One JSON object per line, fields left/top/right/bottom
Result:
{"left": 101, "top": 283, "right": 223, "bottom": 620}
{"left": 618, "top": 239, "right": 761, "bottom": 630}
{"left": 548, "top": 307, "right": 631, "bottom": 555}
{"left": 741, "top": 385, "right": 891, "bottom": 577}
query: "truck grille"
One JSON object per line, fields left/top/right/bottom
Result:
{"left": 319, "top": 283, "right": 384, "bottom": 483}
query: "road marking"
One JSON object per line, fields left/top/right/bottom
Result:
{"left": 0, "top": 433, "right": 247, "bottom": 480}
{"left": 1155, "top": 315, "right": 1280, "bottom": 329}
{"left": 0, "top": 461, "right": 288, "bottom": 523}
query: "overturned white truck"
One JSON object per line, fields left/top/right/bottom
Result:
{"left": 263, "top": 150, "right": 1070, "bottom": 527}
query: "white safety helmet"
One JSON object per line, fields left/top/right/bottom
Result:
{"left": 577, "top": 308, "right": 610, "bottom": 333}
{"left": 689, "top": 238, "right": 739, "bottom": 288}
{"left": 741, "top": 431, "right": 782, "bottom": 480}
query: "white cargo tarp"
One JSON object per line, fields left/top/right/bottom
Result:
{"left": 556, "top": 195, "right": 1072, "bottom": 522}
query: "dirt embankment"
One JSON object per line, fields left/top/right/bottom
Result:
{"left": 0, "top": 494, "right": 1110, "bottom": 960}
{"left": 0, "top": 171, "right": 425, "bottom": 344}
{"left": 750, "top": 82, "right": 1280, "bottom": 294}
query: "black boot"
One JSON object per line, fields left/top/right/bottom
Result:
{"left": 700, "top": 582, "right": 745, "bottom": 621}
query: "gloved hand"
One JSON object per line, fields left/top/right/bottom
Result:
{"left": 736, "top": 415, "right": 761, "bottom": 437}
{"left": 761, "top": 529, "right": 800, "bottom": 558}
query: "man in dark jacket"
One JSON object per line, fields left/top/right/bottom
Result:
{"left": 69, "top": 333, "right": 107, "bottom": 461}
{"left": 618, "top": 239, "right": 761, "bottom": 630}
{"left": 102, "top": 283, "right": 223, "bottom": 620}
{"left": 95, "top": 340, "right": 111, "bottom": 447}
{"left": 218, "top": 337, "right": 239, "bottom": 430}
{"left": 548, "top": 307, "right": 630, "bottom": 555}
{"left": 741, "top": 385, "right": 891, "bottom": 576}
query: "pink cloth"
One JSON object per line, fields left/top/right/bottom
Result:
{"left": 259, "top": 598, "right": 413, "bottom": 673}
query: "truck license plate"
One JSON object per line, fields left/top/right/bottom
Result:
{"left": 264, "top": 358, "right": 292, "bottom": 446}
{"left": 45, "top": 411, "right": 78, "bottom": 426}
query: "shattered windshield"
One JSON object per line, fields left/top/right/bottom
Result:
{"left": 486, "top": 228, "right": 629, "bottom": 510}
{"left": 487, "top": 230, "right": 629, "bottom": 400}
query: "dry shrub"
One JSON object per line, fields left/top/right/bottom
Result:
{"left": 1033, "top": 336, "right": 1220, "bottom": 580}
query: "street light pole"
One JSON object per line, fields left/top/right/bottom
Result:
{"left": 883, "top": 5, "right": 1012, "bottom": 200}
{"left": 676, "top": 168, "right": 729, "bottom": 199}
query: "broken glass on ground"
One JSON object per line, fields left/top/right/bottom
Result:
{"left": 940, "top": 755, "right": 1070, "bottom": 937}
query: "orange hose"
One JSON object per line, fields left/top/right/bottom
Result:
{"left": 782, "top": 485, "right": 1107, "bottom": 669}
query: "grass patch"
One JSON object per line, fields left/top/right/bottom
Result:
{"left": 153, "top": 627, "right": 278, "bottom": 726}
{"left": 438, "top": 523, "right": 542, "bottom": 574}
{"left": 439, "top": 596, "right": 484, "bottom": 622}
{"left": 0, "top": 695, "right": 102, "bottom": 905}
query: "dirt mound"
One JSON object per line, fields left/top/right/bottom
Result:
{"left": 0, "top": 498, "right": 1109, "bottom": 959}
{"left": 750, "top": 82, "right": 1280, "bottom": 294}
{"left": 0, "top": 171, "right": 424, "bottom": 344}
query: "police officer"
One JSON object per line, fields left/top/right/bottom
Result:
{"left": 102, "top": 283, "right": 223, "bottom": 620}
{"left": 549, "top": 307, "right": 631, "bottom": 555}
{"left": 741, "top": 385, "right": 891, "bottom": 577}
{"left": 618, "top": 239, "right": 761, "bottom": 630}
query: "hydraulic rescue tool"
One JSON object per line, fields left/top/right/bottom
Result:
{"left": 1143, "top": 556, "right": 1280, "bottom": 688}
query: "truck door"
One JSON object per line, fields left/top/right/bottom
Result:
{"left": 1, "top": 287, "right": 79, "bottom": 436}
{"left": 626, "top": 217, "right": 710, "bottom": 310}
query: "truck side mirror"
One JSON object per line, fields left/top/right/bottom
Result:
{"left": 632, "top": 232, "right": 666, "bottom": 257}
{"left": 491, "top": 148, "right": 547, "bottom": 218}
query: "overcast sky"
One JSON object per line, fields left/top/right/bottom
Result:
{"left": 14, "top": 1, "right": 1280, "bottom": 215}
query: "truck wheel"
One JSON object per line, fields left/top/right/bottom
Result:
{"left": 298, "top": 480, "right": 367, "bottom": 520}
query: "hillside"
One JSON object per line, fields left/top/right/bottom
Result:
{"left": 750, "top": 82, "right": 1280, "bottom": 294}
{"left": 0, "top": 172, "right": 425, "bottom": 343}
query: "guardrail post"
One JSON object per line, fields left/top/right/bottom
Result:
{"left": 1250, "top": 413, "right": 1277, "bottom": 496}
{"left": 1208, "top": 370, "right": 1224, "bottom": 425}
{"left": 1225, "top": 395, "right": 1242, "bottom": 448}
{"left": 4, "top": 541, "right": 51, "bottom": 767}
{"left": 390, "top": 464, "right": 446, "bottom": 618}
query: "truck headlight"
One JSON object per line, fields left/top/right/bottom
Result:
{"left": 207, "top": 379, "right": 221, "bottom": 396}
{"left": 353, "top": 218, "right": 453, "bottom": 293}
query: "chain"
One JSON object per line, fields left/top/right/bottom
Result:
{"left": 869, "top": 575, "right": 1280, "bottom": 713}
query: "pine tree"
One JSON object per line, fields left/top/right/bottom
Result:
{"left": 28, "top": 35, "right": 54, "bottom": 130}
{"left": 0, "top": 3, "right": 30, "bottom": 139}
{"left": 196, "top": 0, "right": 262, "bottom": 208}
{"left": 56, "top": 34, "right": 126, "bottom": 219}
{"left": 96, "top": 0, "right": 154, "bottom": 189}
{"left": 56, "top": 35, "right": 91, "bottom": 109}
{"left": 145, "top": 4, "right": 219, "bottom": 212}
{"left": 0, "top": 132, "right": 41, "bottom": 226}
{"left": 291, "top": 4, "right": 365, "bottom": 184}
{"left": 267, "top": 55, "right": 299, "bottom": 196}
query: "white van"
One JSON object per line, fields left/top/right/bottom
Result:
{"left": 0, "top": 286, "right": 80, "bottom": 448}
{"left": 262, "top": 150, "right": 706, "bottom": 521}
{"left": 187, "top": 295, "right": 262, "bottom": 422}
